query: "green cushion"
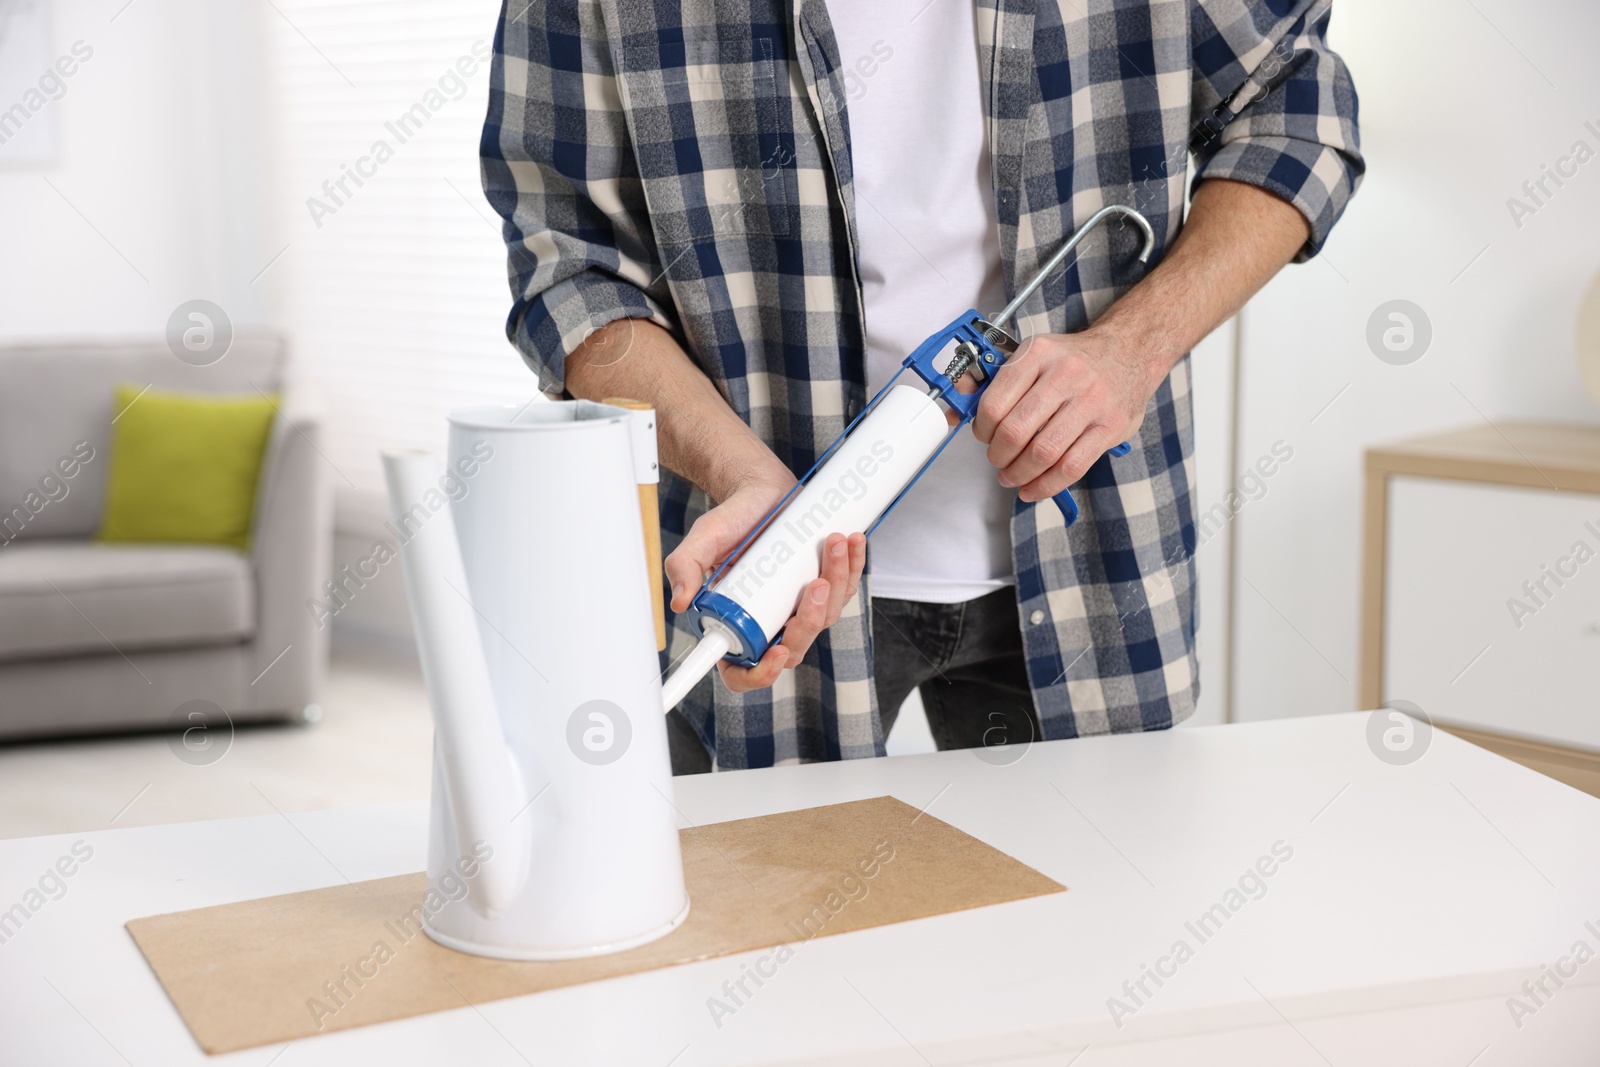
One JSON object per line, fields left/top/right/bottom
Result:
{"left": 98, "top": 384, "right": 278, "bottom": 551}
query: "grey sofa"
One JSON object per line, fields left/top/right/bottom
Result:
{"left": 0, "top": 335, "right": 332, "bottom": 739}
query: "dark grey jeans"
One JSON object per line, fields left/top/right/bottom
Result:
{"left": 667, "top": 586, "right": 1039, "bottom": 774}
{"left": 871, "top": 586, "right": 1041, "bottom": 752}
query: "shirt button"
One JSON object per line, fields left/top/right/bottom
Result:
{"left": 1028, "top": 609, "right": 1045, "bottom": 625}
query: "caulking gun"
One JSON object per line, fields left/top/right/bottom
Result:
{"left": 661, "top": 204, "right": 1157, "bottom": 711}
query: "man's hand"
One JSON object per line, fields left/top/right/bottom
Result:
{"left": 971, "top": 329, "right": 1154, "bottom": 503}
{"left": 663, "top": 474, "right": 867, "bottom": 693}
{"left": 970, "top": 179, "right": 1312, "bottom": 505}
{"left": 569, "top": 318, "right": 871, "bottom": 696}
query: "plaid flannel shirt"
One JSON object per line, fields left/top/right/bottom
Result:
{"left": 481, "top": 0, "right": 1362, "bottom": 768}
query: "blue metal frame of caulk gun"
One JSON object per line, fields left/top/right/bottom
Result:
{"left": 687, "top": 204, "right": 1157, "bottom": 668}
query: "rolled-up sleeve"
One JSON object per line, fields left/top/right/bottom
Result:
{"left": 1188, "top": 0, "right": 1364, "bottom": 260}
{"left": 481, "top": 1, "right": 677, "bottom": 396}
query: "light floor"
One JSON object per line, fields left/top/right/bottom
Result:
{"left": 0, "top": 640, "right": 938, "bottom": 841}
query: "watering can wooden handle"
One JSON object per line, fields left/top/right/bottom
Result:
{"left": 603, "top": 397, "right": 667, "bottom": 651}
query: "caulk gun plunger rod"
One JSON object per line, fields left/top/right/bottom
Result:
{"left": 991, "top": 205, "right": 1155, "bottom": 330}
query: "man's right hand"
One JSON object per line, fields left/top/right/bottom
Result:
{"left": 565, "top": 317, "right": 868, "bottom": 694}
{"left": 664, "top": 472, "right": 867, "bottom": 693}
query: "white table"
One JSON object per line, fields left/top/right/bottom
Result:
{"left": 2, "top": 712, "right": 1598, "bottom": 1066}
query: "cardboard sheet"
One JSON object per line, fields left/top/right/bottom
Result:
{"left": 127, "top": 796, "right": 1065, "bottom": 1054}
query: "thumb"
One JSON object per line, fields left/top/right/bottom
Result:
{"left": 665, "top": 510, "right": 740, "bottom": 611}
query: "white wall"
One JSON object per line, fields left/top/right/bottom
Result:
{"left": 265, "top": 0, "right": 532, "bottom": 530}
{"left": 0, "top": 0, "right": 280, "bottom": 342}
{"left": 1230, "top": 0, "right": 1600, "bottom": 722}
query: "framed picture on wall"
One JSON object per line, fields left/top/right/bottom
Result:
{"left": 0, "top": 0, "right": 59, "bottom": 167}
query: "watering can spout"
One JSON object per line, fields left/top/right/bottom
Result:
{"left": 383, "top": 450, "right": 530, "bottom": 919}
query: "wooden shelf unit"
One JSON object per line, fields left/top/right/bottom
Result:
{"left": 1360, "top": 421, "right": 1600, "bottom": 797}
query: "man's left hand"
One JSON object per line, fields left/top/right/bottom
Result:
{"left": 970, "top": 327, "right": 1155, "bottom": 503}
{"left": 970, "top": 180, "right": 1315, "bottom": 505}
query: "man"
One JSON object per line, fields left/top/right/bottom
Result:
{"left": 481, "top": 0, "right": 1362, "bottom": 772}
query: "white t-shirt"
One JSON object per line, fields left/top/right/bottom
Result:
{"left": 826, "top": 1, "right": 1015, "bottom": 604}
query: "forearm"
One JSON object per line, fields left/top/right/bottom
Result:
{"left": 1088, "top": 178, "right": 1311, "bottom": 393}
{"left": 565, "top": 318, "right": 792, "bottom": 502}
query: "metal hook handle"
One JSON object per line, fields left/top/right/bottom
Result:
{"left": 991, "top": 204, "right": 1156, "bottom": 330}
{"left": 988, "top": 204, "right": 1155, "bottom": 526}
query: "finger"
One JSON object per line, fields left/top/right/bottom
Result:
{"left": 664, "top": 513, "right": 737, "bottom": 610}
{"left": 717, "top": 644, "right": 791, "bottom": 693}
{"left": 984, "top": 378, "right": 1063, "bottom": 472}
{"left": 819, "top": 535, "right": 854, "bottom": 623}
{"left": 843, "top": 533, "right": 867, "bottom": 601}
{"left": 1018, "top": 424, "right": 1117, "bottom": 503}
{"left": 972, "top": 337, "right": 1041, "bottom": 445}
{"left": 664, "top": 545, "right": 710, "bottom": 612}
{"left": 664, "top": 556, "right": 696, "bottom": 612}
{"left": 999, "top": 401, "right": 1091, "bottom": 490}
{"left": 819, "top": 533, "right": 848, "bottom": 583}
{"left": 774, "top": 578, "right": 832, "bottom": 664}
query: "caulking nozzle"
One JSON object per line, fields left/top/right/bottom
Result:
{"left": 661, "top": 629, "right": 734, "bottom": 713}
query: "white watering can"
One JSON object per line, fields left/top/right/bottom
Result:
{"left": 382, "top": 399, "right": 688, "bottom": 960}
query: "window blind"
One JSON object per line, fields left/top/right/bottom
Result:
{"left": 269, "top": 0, "right": 539, "bottom": 529}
